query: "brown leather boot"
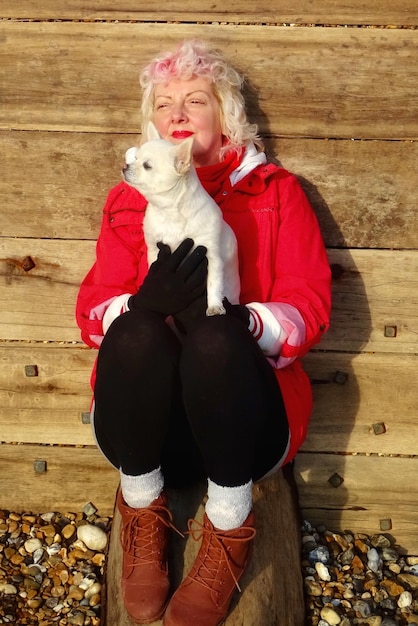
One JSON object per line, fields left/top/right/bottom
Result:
{"left": 163, "top": 512, "right": 256, "bottom": 626}
{"left": 118, "top": 489, "right": 178, "bottom": 624}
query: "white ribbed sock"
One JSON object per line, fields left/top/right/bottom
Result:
{"left": 120, "top": 466, "right": 164, "bottom": 509}
{"left": 205, "top": 478, "right": 253, "bottom": 531}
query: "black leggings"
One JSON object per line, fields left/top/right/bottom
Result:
{"left": 93, "top": 310, "right": 290, "bottom": 488}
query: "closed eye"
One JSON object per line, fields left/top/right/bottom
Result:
{"left": 143, "top": 160, "right": 152, "bottom": 170}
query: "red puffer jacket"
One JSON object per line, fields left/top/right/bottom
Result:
{"left": 76, "top": 162, "right": 331, "bottom": 464}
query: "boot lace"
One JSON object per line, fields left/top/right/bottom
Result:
{"left": 121, "top": 502, "right": 182, "bottom": 567}
{"left": 187, "top": 518, "right": 256, "bottom": 593}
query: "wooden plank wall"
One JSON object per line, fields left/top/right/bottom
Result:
{"left": 1, "top": 4, "right": 417, "bottom": 551}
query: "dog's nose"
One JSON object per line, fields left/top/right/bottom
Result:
{"left": 125, "top": 147, "right": 137, "bottom": 165}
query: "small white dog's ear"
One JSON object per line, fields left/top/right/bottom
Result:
{"left": 173, "top": 136, "right": 194, "bottom": 175}
{"left": 125, "top": 147, "right": 137, "bottom": 165}
{"left": 147, "top": 122, "right": 161, "bottom": 140}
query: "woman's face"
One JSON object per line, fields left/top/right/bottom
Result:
{"left": 152, "top": 76, "right": 223, "bottom": 168}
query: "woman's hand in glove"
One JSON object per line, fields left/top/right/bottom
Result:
{"left": 173, "top": 291, "right": 207, "bottom": 334}
{"left": 129, "top": 238, "right": 208, "bottom": 316}
{"left": 174, "top": 296, "right": 250, "bottom": 335}
{"left": 222, "top": 297, "right": 250, "bottom": 327}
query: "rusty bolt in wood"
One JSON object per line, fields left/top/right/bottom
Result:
{"left": 328, "top": 472, "right": 344, "bottom": 488}
{"left": 22, "top": 256, "right": 36, "bottom": 272}
{"left": 330, "top": 263, "right": 345, "bottom": 280}
{"left": 81, "top": 412, "right": 91, "bottom": 424}
{"left": 83, "top": 502, "right": 98, "bottom": 516}
{"left": 34, "top": 459, "right": 47, "bottom": 473}
{"left": 380, "top": 518, "right": 393, "bottom": 531}
{"left": 384, "top": 325, "right": 397, "bottom": 338}
{"left": 333, "top": 371, "right": 348, "bottom": 385}
{"left": 372, "top": 422, "right": 387, "bottom": 435}
{"left": 25, "top": 365, "right": 39, "bottom": 377}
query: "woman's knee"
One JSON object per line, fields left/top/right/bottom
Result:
{"left": 181, "top": 314, "right": 252, "bottom": 365}
{"left": 100, "top": 310, "right": 180, "bottom": 362}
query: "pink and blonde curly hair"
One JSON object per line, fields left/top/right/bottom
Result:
{"left": 140, "top": 39, "right": 263, "bottom": 157}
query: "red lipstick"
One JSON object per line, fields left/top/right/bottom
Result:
{"left": 172, "top": 130, "right": 194, "bottom": 139}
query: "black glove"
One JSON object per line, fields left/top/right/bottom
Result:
{"left": 174, "top": 296, "right": 250, "bottom": 335}
{"left": 129, "top": 239, "right": 208, "bottom": 316}
{"left": 223, "top": 297, "right": 250, "bottom": 327}
{"left": 173, "top": 291, "right": 207, "bottom": 334}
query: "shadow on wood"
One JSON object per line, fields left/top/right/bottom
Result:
{"left": 104, "top": 467, "right": 304, "bottom": 626}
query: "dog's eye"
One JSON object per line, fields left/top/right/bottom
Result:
{"left": 143, "top": 160, "right": 152, "bottom": 170}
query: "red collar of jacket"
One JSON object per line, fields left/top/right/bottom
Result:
{"left": 105, "top": 161, "right": 281, "bottom": 217}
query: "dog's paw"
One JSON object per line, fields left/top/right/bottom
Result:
{"left": 206, "top": 305, "right": 226, "bottom": 316}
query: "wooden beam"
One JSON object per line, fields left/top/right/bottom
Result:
{"left": 278, "top": 138, "right": 418, "bottom": 250}
{"left": 1, "top": 22, "right": 417, "bottom": 139}
{"left": 322, "top": 248, "right": 418, "bottom": 354}
{"left": 0, "top": 237, "right": 95, "bottom": 342}
{"left": 303, "top": 352, "right": 418, "bottom": 456}
{"left": 2, "top": 131, "right": 418, "bottom": 250}
{"left": 295, "top": 453, "right": 418, "bottom": 553}
{"left": 2, "top": 346, "right": 417, "bottom": 458}
{"left": 3, "top": 1, "right": 417, "bottom": 26}
{"left": 0, "top": 344, "right": 95, "bottom": 445}
{"left": 0, "top": 443, "right": 119, "bottom": 515}
{"left": 2, "top": 241, "right": 417, "bottom": 353}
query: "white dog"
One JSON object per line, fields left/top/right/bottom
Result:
{"left": 122, "top": 123, "right": 240, "bottom": 316}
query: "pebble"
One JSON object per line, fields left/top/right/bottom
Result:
{"left": 77, "top": 523, "right": 108, "bottom": 551}
{"left": 0, "top": 583, "right": 18, "bottom": 594}
{"left": 24, "top": 537, "right": 43, "bottom": 554}
{"left": 316, "top": 561, "right": 331, "bottom": 581}
{"left": 364, "top": 617, "right": 383, "bottom": 626}
{"left": 321, "top": 606, "right": 341, "bottom": 624}
{"left": 399, "top": 573, "right": 418, "bottom": 590}
{"left": 303, "top": 519, "right": 418, "bottom": 625}
{"left": 62, "top": 522, "right": 76, "bottom": 539}
{"left": 309, "top": 545, "right": 331, "bottom": 564}
{"left": 305, "top": 578, "right": 323, "bottom": 596}
{"left": 353, "top": 599, "right": 372, "bottom": 617}
{"left": 398, "top": 591, "right": 413, "bottom": 608}
{"left": 368, "top": 547, "right": 383, "bottom": 573}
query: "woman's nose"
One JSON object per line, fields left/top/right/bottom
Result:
{"left": 171, "top": 104, "right": 187, "bottom": 122}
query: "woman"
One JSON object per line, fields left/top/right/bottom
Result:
{"left": 76, "top": 39, "right": 331, "bottom": 626}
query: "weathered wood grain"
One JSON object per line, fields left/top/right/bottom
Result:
{"left": 2, "top": 130, "right": 418, "bottom": 249}
{"left": 322, "top": 248, "right": 418, "bottom": 354}
{"left": 0, "top": 443, "right": 119, "bottom": 515}
{"left": 278, "top": 138, "right": 418, "bottom": 250}
{"left": 0, "top": 237, "right": 95, "bottom": 342}
{"left": 0, "top": 344, "right": 95, "bottom": 445}
{"left": 1, "top": 22, "right": 417, "bottom": 139}
{"left": 106, "top": 471, "right": 304, "bottom": 626}
{"left": 303, "top": 352, "right": 418, "bottom": 456}
{"left": 3, "top": 1, "right": 417, "bottom": 25}
{"left": 2, "top": 241, "right": 417, "bottom": 353}
{"left": 295, "top": 454, "right": 418, "bottom": 553}
{"left": 0, "top": 131, "right": 129, "bottom": 241}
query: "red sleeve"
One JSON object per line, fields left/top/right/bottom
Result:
{"left": 75, "top": 182, "right": 148, "bottom": 347}
{"left": 271, "top": 173, "right": 331, "bottom": 358}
